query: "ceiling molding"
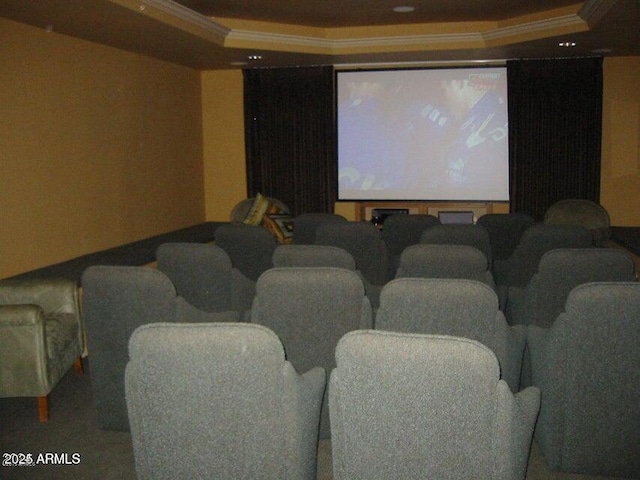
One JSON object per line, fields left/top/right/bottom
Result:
{"left": 138, "top": 0, "right": 229, "bottom": 37}
{"left": 225, "top": 13, "right": 587, "bottom": 54}
{"left": 578, "top": 0, "right": 619, "bottom": 25}
{"left": 483, "top": 13, "right": 586, "bottom": 42}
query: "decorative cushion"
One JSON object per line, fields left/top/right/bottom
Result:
{"left": 263, "top": 214, "right": 294, "bottom": 244}
{"left": 242, "top": 193, "right": 271, "bottom": 225}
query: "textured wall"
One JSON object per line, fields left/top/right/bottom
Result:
{"left": 0, "top": 17, "right": 205, "bottom": 278}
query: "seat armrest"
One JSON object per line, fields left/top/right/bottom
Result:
{"left": 510, "top": 386, "right": 541, "bottom": 478}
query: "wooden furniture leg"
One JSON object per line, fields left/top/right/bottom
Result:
{"left": 74, "top": 356, "right": 84, "bottom": 374}
{"left": 38, "top": 395, "right": 49, "bottom": 423}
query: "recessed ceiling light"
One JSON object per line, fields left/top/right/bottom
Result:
{"left": 558, "top": 41, "right": 577, "bottom": 47}
{"left": 393, "top": 6, "right": 415, "bottom": 13}
{"left": 247, "top": 55, "right": 263, "bottom": 61}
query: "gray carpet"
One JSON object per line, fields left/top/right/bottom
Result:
{"left": 0, "top": 361, "right": 631, "bottom": 480}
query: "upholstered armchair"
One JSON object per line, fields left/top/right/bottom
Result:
{"left": 543, "top": 198, "right": 611, "bottom": 246}
{"left": 381, "top": 213, "right": 441, "bottom": 269}
{"left": 420, "top": 223, "right": 494, "bottom": 269}
{"left": 250, "top": 267, "right": 372, "bottom": 439}
{"left": 528, "top": 282, "right": 640, "bottom": 477}
{"left": 81, "top": 266, "right": 181, "bottom": 431}
{"left": 125, "top": 322, "right": 325, "bottom": 480}
{"left": 506, "top": 248, "right": 636, "bottom": 327}
{"left": 375, "top": 278, "right": 525, "bottom": 392}
{"left": 330, "top": 330, "right": 540, "bottom": 480}
{"left": 157, "top": 242, "right": 255, "bottom": 319}
{"left": 477, "top": 213, "right": 535, "bottom": 263}
{"left": 315, "top": 221, "right": 394, "bottom": 308}
{"left": 214, "top": 224, "right": 278, "bottom": 282}
{"left": 291, "top": 212, "right": 348, "bottom": 245}
{"left": 0, "top": 278, "right": 84, "bottom": 422}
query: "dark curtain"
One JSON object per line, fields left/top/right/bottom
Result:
{"left": 507, "top": 57, "right": 603, "bottom": 221}
{"left": 243, "top": 66, "right": 336, "bottom": 216}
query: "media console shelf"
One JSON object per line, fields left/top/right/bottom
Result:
{"left": 357, "top": 202, "right": 495, "bottom": 224}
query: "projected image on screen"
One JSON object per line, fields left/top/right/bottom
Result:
{"left": 337, "top": 67, "right": 509, "bottom": 201}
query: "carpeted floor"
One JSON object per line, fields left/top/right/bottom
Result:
{"left": 0, "top": 361, "right": 632, "bottom": 480}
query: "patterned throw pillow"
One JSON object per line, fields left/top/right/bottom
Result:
{"left": 263, "top": 214, "right": 294, "bottom": 244}
{"left": 242, "top": 193, "right": 271, "bottom": 225}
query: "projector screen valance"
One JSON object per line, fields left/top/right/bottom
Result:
{"left": 337, "top": 66, "right": 509, "bottom": 202}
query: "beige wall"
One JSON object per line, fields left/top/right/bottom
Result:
{"left": 0, "top": 18, "right": 205, "bottom": 278}
{"left": 600, "top": 57, "right": 640, "bottom": 226}
{"left": 201, "top": 70, "right": 247, "bottom": 221}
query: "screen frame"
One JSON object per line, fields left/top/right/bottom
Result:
{"left": 335, "top": 65, "right": 510, "bottom": 203}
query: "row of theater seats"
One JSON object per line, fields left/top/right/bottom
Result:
{"left": 160, "top": 217, "right": 636, "bottom": 321}
{"left": 80, "top": 255, "right": 640, "bottom": 478}
{"left": 210, "top": 215, "right": 605, "bottom": 309}
{"left": 124, "top": 323, "right": 540, "bottom": 480}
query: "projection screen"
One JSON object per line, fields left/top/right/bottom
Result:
{"left": 337, "top": 66, "right": 509, "bottom": 201}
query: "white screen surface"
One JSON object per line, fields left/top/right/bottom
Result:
{"left": 337, "top": 67, "right": 509, "bottom": 201}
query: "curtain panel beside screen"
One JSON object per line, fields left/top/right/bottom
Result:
{"left": 243, "top": 66, "right": 336, "bottom": 216}
{"left": 507, "top": 57, "right": 603, "bottom": 221}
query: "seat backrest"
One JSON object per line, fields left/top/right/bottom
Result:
{"left": 250, "top": 267, "right": 372, "bottom": 438}
{"left": 543, "top": 199, "right": 610, "bottom": 228}
{"left": 81, "top": 266, "right": 179, "bottom": 431}
{"left": 156, "top": 243, "right": 233, "bottom": 313}
{"left": 420, "top": 223, "right": 493, "bottom": 267}
{"left": 477, "top": 213, "right": 535, "bottom": 261}
{"left": 330, "top": 330, "right": 535, "bottom": 480}
{"left": 272, "top": 244, "right": 356, "bottom": 270}
{"left": 292, "top": 213, "right": 347, "bottom": 245}
{"left": 375, "top": 278, "right": 522, "bottom": 391}
{"left": 529, "top": 282, "right": 640, "bottom": 477}
{"left": 396, "top": 244, "right": 494, "bottom": 287}
{"left": 315, "top": 221, "right": 392, "bottom": 285}
{"left": 544, "top": 199, "right": 611, "bottom": 247}
{"left": 508, "top": 248, "right": 636, "bottom": 327}
{"left": 125, "top": 322, "right": 324, "bottom": 480}
{"left": 504, "top": 224, "right": 594, "bottom": 287}
{"left": 214, "top": 224, "right": 277, "bottom": 282}
{"left": 381, "top": 214, "right": 441, "bottom": 264}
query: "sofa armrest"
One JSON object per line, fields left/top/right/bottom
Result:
{"left": 0, "top": 278, "right": 84, "bottom": 354}
{"left": 0, "top": 305, "right": 51, "bottom": 396}
{"left": 0, "top": 278, "right": 80, "bottom": 315}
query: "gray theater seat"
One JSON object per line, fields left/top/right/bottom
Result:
{"left": 375, "top": 278, "right": 525, "bottom": 392}
{"left": 157, "top": 242, "right": 254, "bottom": 319}
{"left": 507, "top": 248, "right": 636, "bottom": 327}
{"left": 381, "top": 213, "right": 441, "bottom": 268}
{"left": 330, "top": 330, "right": 540, "bottom": 480}
{"left": 250, "top": 267, "right": 372, "bottom": 439}
{"left": 292, "top": 212, "right": 348, "bottom": 245}
{"left": 126, "top": 322, "right": 325, "bottom": 480}
{"left": 396, "top": 244, "right": 497, "bottom": 295}
{"left": 528, "top": 282, "right": 640, "bottom": 477}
